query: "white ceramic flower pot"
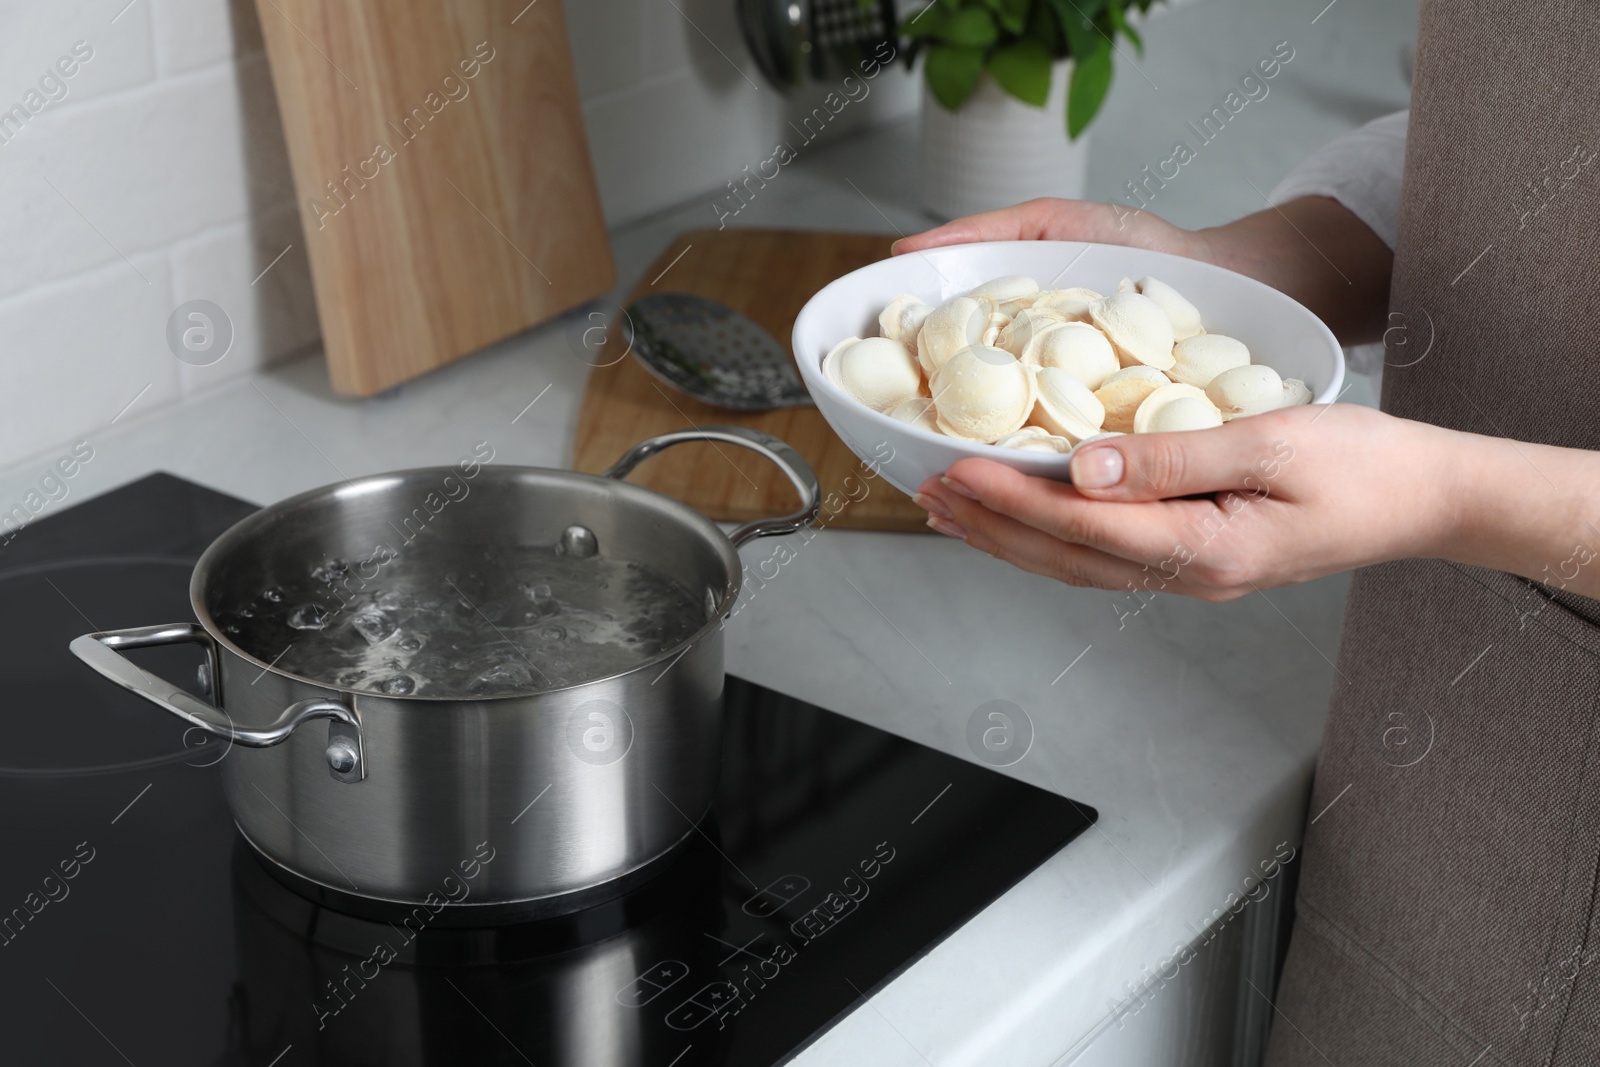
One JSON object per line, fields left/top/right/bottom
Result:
{"left": 918, "top": 60, "right": 1090, "bottom": 220}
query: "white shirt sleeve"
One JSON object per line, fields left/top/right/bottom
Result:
{"left": 1269, "top": 108, "right": 1408, "bottom": 382}
{"left": 1268, "top": 109, "right": 1409, "bottom": 250}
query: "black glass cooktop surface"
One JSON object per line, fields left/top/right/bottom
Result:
{"left": 0, "top": 473, "right": 1096, "bottom": 1066}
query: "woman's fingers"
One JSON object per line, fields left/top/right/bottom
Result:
{"left": 917, "top": 473, "right": 1257, "bottom": 598}
{"left": 917, "top": 464, "right": 1205, "bottom": 564}
{"left": 891, "top": 202, "right": 1049, "bottom": 254}
{"left": 891, "top": 198, "right": 1214, "bottom": 259}
{"left": 918, "top": 488, "right": 1186, "bottom": 593}
{"left": 891, "top": 199, "right": 1130, "bottom": 254}
{"left": 941, "top": 415, "right": 1301, "bottom": 506}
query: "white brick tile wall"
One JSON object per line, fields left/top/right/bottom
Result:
{"left": 170, "top": 203, "right": 319, "bottom": 397}
{"left": 0, "top": 253, "right": 177, "bottom": 461}
{"left": 0, "top": 52, "right": 294, "bottom": 300}
{"left": 0, "top": 0, "right": 916, "bottom": 472}
{"left": 0, "top": 3, "right": 156, "bottom": 110}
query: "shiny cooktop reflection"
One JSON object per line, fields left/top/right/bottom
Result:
{"left": 0, "top": 474, "right": 1095, "bottom": 1066}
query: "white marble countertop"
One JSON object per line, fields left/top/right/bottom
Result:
{"left": 0, "top": 0, "right": 1413, "bottom": 1061}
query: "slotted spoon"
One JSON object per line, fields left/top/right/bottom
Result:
{"left": 625, "top": 292, "right": 816, "bottom": 412}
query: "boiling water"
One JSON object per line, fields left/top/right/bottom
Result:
{"left": 214, "top": 545, "right": 709, "bottom": 698}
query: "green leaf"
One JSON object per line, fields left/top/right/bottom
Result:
{"left": 1054, "top": 0, "right": 1108, "bottom": 28}
{"left": 1047, "top": 0, "right": 1098, "bottom": 59}
{"left": 988, "top": 39, "right": 1053, "bottom": 107}
{"left": 1066, "top": 43, "right": 1112, "bottom": 139}
{"left": 937, "top": 6, "right": 1000, "bottom": 47}
{"left": 1107, "top": 0, "right": 1142, "bottom": 54}
{"left": 1025, "top": 0, "right": 1064, "bottom": 54}
{"left": 924, "top": 42, "right": 987, "bottom": 110}
{"left": 980, "top": 0, "right": 1031, "bottom": 35}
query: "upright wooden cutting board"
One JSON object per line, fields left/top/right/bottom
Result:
{"left": 573, "top": 229, "right": 931, "bottom": 533}
{"left": 256, "top": 0, "right": 614, "bottom": 396}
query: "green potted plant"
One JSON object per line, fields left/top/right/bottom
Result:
{"left": 902, "top": 0, "right": 1160, "bottom": 217}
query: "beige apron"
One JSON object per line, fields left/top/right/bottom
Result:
{"left": 1264, "top": 2, "right": 1600, "bottom": 1064}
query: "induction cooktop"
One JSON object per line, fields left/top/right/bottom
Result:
{"left": 0, "top": 473, "right": 1096, "bottom": 1066}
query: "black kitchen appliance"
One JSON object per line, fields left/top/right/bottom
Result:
{"left": 0, "top": 474, "right": 1095, "bottom": 1066}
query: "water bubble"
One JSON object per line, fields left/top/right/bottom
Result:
{"left": 375, "top": 673, "right": 417, "bottom": 696}
{"left": 469, "top": 662, "right": 533, "bottom": 695}
{"left": 558, "top": 525, "right": 599, "bottom": 559}
{"left": 218, "top": 544, "right": 707, "bottom": 696}
{"left": 311, "top": 560, "right": 349, "bottom": 585}
{"left": 334, "top": 668, "right": 367, "bottom": 687}
{"left": 262, "top": 587, "right": 284, "bottom": 603}
{"left": 288, "top": 603, "right": 333, "bottom": 630}
{"left": 351, "top": 609, "right": 397, "bottom": 645}
{"left": 522, "top": 582, "right": 562, "bottom": 618}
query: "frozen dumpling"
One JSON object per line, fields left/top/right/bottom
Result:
{"left": 823, "top": 336, "right": 922, "bottom": 413}
{"left": 1126, "top": 276, "right": 1204, "bottom": 340}
{"left": 980, "top": 310, "right": 1010, "bottom": 347}
{"left": 1089, "top": 292, "right": 1177, "bottom": 371}
{"left": 878, "top": 295, "right": 932, "bottom": 347}
{"left": 968, "top": 275, "right": 1042, "bottom": 315}
{"left": 1144, "top": 396, "right": 1223, "bottom": 432}
{"left": 1032, "top": 367, "right": 1106, "bottom": 443}
{"left": 930, "top": 346, "right": 1037, "bottom": 442}
{"left": 1095, "top": 365, "right": 1170, "bottom": 434}
{"left": 1282, "top": 378, "right": 1314, "bottom": 406}
{"left": 995, "top": 308, "right": 1068, "bottom": 356}
{"left": 993, "top": 426, "right": 1074, "bottom": 453}
{"left": 887, "top": 395, "right": 939, "bottom": 433}
{"left": 1032, "top": 287, "right": 1101, "bottom": 321}
{"left": 1024, "top": 321, "right": 1119, "bottom": 389}
{"left": 1205, "top": 364, "right": 1283, "bottom": 420}
{"left": 1133, "top": 383, "right": 1221, "bottom": 434}
{"left": 917, "top": 296, "right": 990, "bottom": 377}
{"left": 1168, "top": 334, "right": 1250, "bottom": 388}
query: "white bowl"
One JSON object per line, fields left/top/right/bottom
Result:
{"left": 792, "top": 241, "right": 1344, "bottom": 497}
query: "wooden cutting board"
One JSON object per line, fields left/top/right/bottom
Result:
{"left": 572, "top": 229, "right": 931, "bottom": 533}
{"left": 256, "top": 0, "right": 614, "bottom": 396}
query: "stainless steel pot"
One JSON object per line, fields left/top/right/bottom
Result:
{"left": 70, "top": 428, "right": 819, "bottom": 917}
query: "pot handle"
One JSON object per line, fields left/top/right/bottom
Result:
{"left": 602, "top": 426, "right": 822, "bottom": 548}
{"left": 69, "top": 624, "right": 366, "bottom": 783}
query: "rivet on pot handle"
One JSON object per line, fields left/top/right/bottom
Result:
{"left": 69, "top": 624, "right": 366, "bottom": 783}
{"left": 603, "top": 426, "right": 822, "bottom": 548}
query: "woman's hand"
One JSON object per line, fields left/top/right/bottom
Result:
{"left": 892, "top": 197, "right": 1217, "bottom": 264}
{"left": 912, "top": 405, "right": 1464, "bottom": 602}
{"left": 894, "top": 196, "right": 1394, "bottom": 344}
